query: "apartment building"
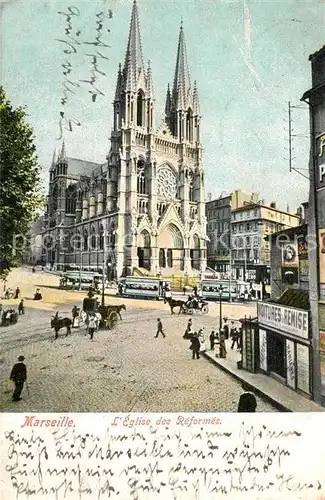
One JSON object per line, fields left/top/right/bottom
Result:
{"left": 206, "top": 190, "right": 259, "bottom": 273}
{"left": 231, "top": 202, "right": 300, "bottom": 281}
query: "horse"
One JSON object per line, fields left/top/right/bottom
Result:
{"left": 50, "top": 313, "right": 72, "bottom": 339}
{"left": 164, "top": 297, "right": 186, "bottom": 315}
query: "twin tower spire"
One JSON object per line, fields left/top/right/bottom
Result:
{"left": 114, "top": 0, "right": 201, "bottom": 141}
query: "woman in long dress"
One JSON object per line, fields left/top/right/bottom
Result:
{"left": 198, "top": 329, "right": 206, "bottom": 352}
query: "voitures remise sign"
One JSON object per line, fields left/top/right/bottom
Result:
{"left": 258, "top": 302, "right": 309, "bottom": 339}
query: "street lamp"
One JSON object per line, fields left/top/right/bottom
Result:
{"left": 217, "top": 285, "right": 224, "bottom": 333}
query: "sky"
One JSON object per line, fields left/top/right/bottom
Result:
{"left": 1, "top": 0, "right": 325, "bottom": 211}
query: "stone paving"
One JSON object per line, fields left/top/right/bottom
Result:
{"left": 0, "top": 268, "right": 277, "bottom": 413}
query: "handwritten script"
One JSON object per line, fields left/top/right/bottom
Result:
{"left": 1, "top": 413, "right": 324, "bottom": 499}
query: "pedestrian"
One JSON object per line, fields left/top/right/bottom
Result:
{"left": 14, "top": 287, "right": 21, "bottom": 299}
{"left": 88, "top": 313, "right": 97, "bottom": 340}
{"left": 244, "top": 288, "right": 249, "bottom": 302}
{"left": 155, "top": 317, "right": 165, "bottom": 338}
{"left": 223, "top": 318, "right": 229, "bottom": 340}
{"left": 230, "top": 321, "right": 238, "bottom": 349}
{"left": 214, "top": 332, "right": 220, "bottom": 357}
{"left": 32, "top": 266, "right": 35, "bottom": 273}
{"left": 183, "top": 286, "right": 186, "bottom": 296}
{"left": 237, "top": 382, "right": 257, "bottom": 412}
{"left": 18, "top": 299, "right": 25, "bottom": 315}
{"left": 198, "top": 329, "right": 206, "bottom": 352}
{"left": 209, "top": 331, "right": 215, "bottom": 351}
{"left": 71, "top": 305, "right": 79, "bottom": 328}
{"left": 219, "top": 330, "right": 227, "bottom": 358}
{"left": 10, "top": 355, "right": 27, "bottom": 402}
{"left": 183, "top": 318, "right": 192, "bottom": 339}
{"left": 189, "top": 333, "right": 200, "bottom": 359}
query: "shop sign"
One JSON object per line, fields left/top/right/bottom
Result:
{"left": 258, "top": 302, "right": 309, "bottom": 339}
{"left": 281, "top": 242, "right": 299, "bottom": 267}
{"left": 297, "top": 235, "right": 308, "bottom": 260}
{"left": 259, "top": 329, "right": 267, "bottom": 371}
{"left": 296, "top": 344, "right": 310, "bottom": 394}
{"left": 316, "top": 133, "right": 325, "bottom": 190}
{"left": 286, "top": 340, "right": 296, "bottom": 389}
{"left": 319, "top": 229, "right": 325, "bottom": 297}
{"left": 281, "top": 266, "right": 299, "bottom": 285}
{"left": 320, "top": 330, "right": 325, "bottom": 353}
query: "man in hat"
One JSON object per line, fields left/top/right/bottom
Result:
{"left": 155, "top": 318, "right": 165, "bottom": 338}
{"left": 10, "top": 355, "right": 27, "bottom": 402}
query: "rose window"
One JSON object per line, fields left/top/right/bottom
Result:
{"left": 157, "top": 165, "right": 177, "bottom": 200}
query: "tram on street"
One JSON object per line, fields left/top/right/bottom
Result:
{"left": 59, "top": 271, "right": 101, "bottom": 291}
{"left": 117, "top": 276, "right": 171, "bottom": 300}
{"left": 199, "top": 279, "right": 251, "bottom": 301}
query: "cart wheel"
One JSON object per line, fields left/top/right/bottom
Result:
{"left": 187, "top": 308, "right": 194, "bottom": 315}
{"left": 107, "top": 311, "right": 118, "bottom": 329}
{"left": 202, "top": 305, "right": 209, "bottom": 314}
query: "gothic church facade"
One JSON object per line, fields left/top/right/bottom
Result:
{"left": 42, "top": 1, "right": 207, "bottom": 278}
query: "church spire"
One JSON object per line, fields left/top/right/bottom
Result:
{"left": 172, "top": 23, "right": 192, "bottom": 110}
{"left": 123, "top": 0, "right": 145, "bottom": 92}
{"left": 146, "top": 60, "right": 154, "bottom": 99}
{"left": 59, "top": 140, "right": 66, "bottom": 162}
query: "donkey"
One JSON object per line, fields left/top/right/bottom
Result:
{"left": 50, "top": 312, "right": 72, "bottom": 339}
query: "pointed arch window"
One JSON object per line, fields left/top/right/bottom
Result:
{"left": 137, "top": 90, "right": 145, "bottom": 127}
{"left": 91, "top": 227, "right": 97, "bottom": 249}
{"left": 189, "top": 171, "right": 194, "bottom": 202}
{"left": 83, "top": 230, "right": 88, "bottom": 251}
{"left": 99, "top": 225, "right": 104, "bottom": 250}
{"left": 137, "top": 159, "right": 147, "bottom": 194}
{"left": 186, "top": 108, "right": 193, "bottom": 142}
{"left": 65, "top": 185, "right": 76, "bottom": 214}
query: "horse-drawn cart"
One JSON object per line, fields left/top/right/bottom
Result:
{"left": 82, "top": 297, "right": 122, "bottom": 330}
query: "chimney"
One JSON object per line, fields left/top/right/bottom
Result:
{"left": 270, "top": 201, "right": 276, "bottom": 209}
{"left": 287, "top": 204, "right": 290, "bottom": 213}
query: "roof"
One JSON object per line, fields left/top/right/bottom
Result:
{"left": 276, "top": 288, "right": 310, "bottom": 311}
{"left": 268, "top": 223, "right": 307, "bottom": 241}
{"left": 232, "top": 203, "right": 299, "bottom": 217}
{"left": 66, "top": 157, "right": 105, "bottom": 177}
{"left": 309, "top": 44, "right": 325, "bottom": 61}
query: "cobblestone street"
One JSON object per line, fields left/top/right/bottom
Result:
{"left": 0, "top": 270, "right": 277, "bottom": 413}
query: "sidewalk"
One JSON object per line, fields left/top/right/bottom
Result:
{"left": 202, "top": 339, "right": 325, "bottom": 412}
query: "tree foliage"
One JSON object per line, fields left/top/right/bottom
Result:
{"left": 0, "top": 86, "right": 43, "bottom": 272}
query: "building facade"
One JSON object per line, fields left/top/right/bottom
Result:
{"left": 42, "top": 2, "right": 207, "bottom": 278}
{"left": 269, "top": 223, "right": 309, "bottom": 300}
{"left": 206, "top": 190, "right": 258, "bottom": 273}
{"left": 302, "top": 44, "right": 325, "bottom": 403}
{"left": 231, "top": 202, "right": 300, "bottom": 282}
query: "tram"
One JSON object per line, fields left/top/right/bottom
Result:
{"left": 117, "top": 276, "right": 171, "bottom": 300}
{"left": 200, "top": 279, "right": 251, "bottom": 301}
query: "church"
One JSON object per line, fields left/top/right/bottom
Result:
{"left": 42, "top": 1, "right": 207, "bottom": 279}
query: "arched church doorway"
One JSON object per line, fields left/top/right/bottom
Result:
{"left": 137, "top": 230, "right": 151, "bottom": 270}
{"left": 158, "top": 223, "right": 184, "bottom": 271}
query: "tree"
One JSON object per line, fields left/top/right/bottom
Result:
{"left": 0, "top": 87, "right": 43, "bottom": 276}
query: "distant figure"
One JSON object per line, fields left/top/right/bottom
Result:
{"left": 183, "top": 286, "right": 186, "bottom": 296}
{"left": 41, "top": 266, "right": 44, "bottom": 272}
{"left": 223, "top": 318, "right": 229, "bottom": 340}
{"left": 209, "top": 331, "right": 215, "bottom": 351}
{"left": 190, "top": 333, "right": 200, "bottom": 360}
{"left": 34, "top": 288, "right": 42, "bottom": 300}
{"left": 155, "top": 318, "right": 165, "bottom": 338}
{"left": 183, "top": 318, "right": 192, "bottom": 339}
{"left": 244, "top": 288, "right": 249, "bottom": 302}
{"left": 71, "top": 305, "right": 79, "bottom": 328}
{"left": 219, "top": 331, "right": 227, "bottom": 358}
{"left": 88, "top": 313, "right": 97, "bottom": 340}
{"left": 10, "top": 355, "right": 27, "bottom": 402}
{"left": 32, "top": 266, "right": 35, "bottom": 273}
{"left": 237, "top": 382, "right": 257, "bottom": 412}
{"left": 198, "top": 329, "right": 206, "bottom": 352}
{"left": 14, "top": 287, "right": 21, "bottom": 299}
{"left": 18, "top": 299, "right": 25, "bottom": 315}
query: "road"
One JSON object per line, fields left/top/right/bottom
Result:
{"left": 0, "top": 267, "right": 277, "bottom": 413}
